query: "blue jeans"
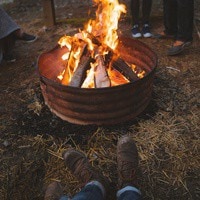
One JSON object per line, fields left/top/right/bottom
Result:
{"left": 59, "top": 181, "right": 142, "bottom": 200}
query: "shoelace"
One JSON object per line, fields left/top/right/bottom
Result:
{"left": 119, "top": 160, "right": 136, "bottom": 180}
{"left": 73, "top": 158, "right": 94, "bottom": 185}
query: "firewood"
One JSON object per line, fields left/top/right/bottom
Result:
{"left": 112, "top": 58, "right": 139, "bottom": 82}
{"left": 94, "top": 54, "right": 111, "bottom": 88}
{"left": 68, "top": 55, "right": 92, "bottom": 87}
{"left": 61, "top": 41, "right": 87, "bottom": 85}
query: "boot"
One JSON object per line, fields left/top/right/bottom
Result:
{"left": 117, "top": 135, "right": 139, "bottom": 189}
{"left": 44, "top": 181, "right": 63, "bottom": 200}
{"left": 63, "top": 149, "right": 110, "bottom": 195}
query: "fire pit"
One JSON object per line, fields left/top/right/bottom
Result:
{"left": 37, "top": 0, "right": 157, "bottom": 125}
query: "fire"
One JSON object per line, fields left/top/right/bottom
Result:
{"left": 57, "top": 0, "right": 145, "bottom": 88}
{"left": 84, "top": 0, "right": 126, "bottom": 50}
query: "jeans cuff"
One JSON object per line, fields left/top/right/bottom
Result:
{"left": 59, "top": 195, "right": 70, "bottom": 200}
{"left": 86, "top": 180, "right": 105, "bottom": 197}
{"left": 117, "top": 185, "right": 141, "bottom": 198}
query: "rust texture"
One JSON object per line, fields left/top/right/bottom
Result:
{"left": 38, "top": 37, "right": 157, "bottom": 125}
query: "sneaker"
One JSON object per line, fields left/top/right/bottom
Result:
{"left": 44, "top": 181, "right": 63, "bottom": 200}
{"left": 167, "top": 40, "right": 192, "bottom": 56}
{"left": 142, "top": 24, "right": 152, "bottom": 38}
{"left": 63, "top": 149, "right": 110, "bottom": 193}
{"left": 3, "top": 53, "right": 16, "bottom": 63}
{"left": 16, "top": 32, "right": 37, "bottom": 43}
{"left": 117, "top": 135, "right": 139, "bottom": 189}
{"left": 131, "top": 24, "right": 142, "bottom": 38}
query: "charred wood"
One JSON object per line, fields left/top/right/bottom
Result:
{"left": 68, "top": 55, "right": 92, "bottom": 87}
{"left": 112, "top": 58, "right": 140, "bottom": 82}
{"left": 61, "top": 41, "right": 87, "bottom": 85}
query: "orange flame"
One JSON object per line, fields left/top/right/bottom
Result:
{"left": 84, "top": 0, "right": 126, "bottom": 50}
{"left": 57, "top": 0, "right": 145, "bottom": 88}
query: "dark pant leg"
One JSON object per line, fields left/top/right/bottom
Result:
{"left": 176, "top": 0, "right": 194, "bottom": 42}
{"left": 0, "top": 40, "right": 3, "bottom": 63}
{"left": 118, "top": 190, "right": 142, "bottom": 200}
{"left": 142, "top": 0, "right": 152, "bottom": 24}
{"left": 131, "top": 0, "right": 140, "bottom": 25}
{"left": 72, "top": 184, "right": 104, "bottom": 200}
{"left": 163, "top": 0, "right": 178, "bottom": 35}
{"left": 2, "top": 33, "right": 15, "bottom": 56}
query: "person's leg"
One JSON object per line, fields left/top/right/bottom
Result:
{"left": 130, "top": 0, "right": 142, "bottom": 38}
{"left": 116, "top": 135, "right": 142, "bottom": 200}
{"left": 117, "top": 186, "right": 142, "bottom": 200}
{"left": 163, "top": 0, "right": 178, "bottom": 35}
{"left": 44, "top": 180, "right": 104, "bottom": 200}
{"left": 142, "top": 0, "right": 152, "bottom": 25}
{"left": 167, "top": 0, "right": 194, "bottom": 56}
{"left": 176, "top": 0, "right": 194, "bottom": 42}
{"left": 71, "top": 181, "right": 104, "bottom": 200}
{"left": 141, "top": 0, "right": 152, "bottom": 37}
{"left": 130, "top": 0, "right": 140, "bottom": 25}
{"left": 0, "top": 41, "right": 3, "bottom": 64}
{"left": 2, "top": 33, "right": 16, "bottom": 62}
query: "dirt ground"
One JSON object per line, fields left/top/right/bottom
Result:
{"left": 0, "top": 1, "right": 199, "bottom": 200}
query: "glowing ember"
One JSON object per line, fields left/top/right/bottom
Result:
{"left": 57, "top": 0, "right": 146, "bottom": 88}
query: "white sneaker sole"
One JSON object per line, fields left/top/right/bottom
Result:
{"left": 132, "top": 33, "right": 142, "bottom": 38}
{"left": 143, "top": 33, "right": 152, "bottom": 38}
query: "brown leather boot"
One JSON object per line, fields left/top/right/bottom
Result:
{"left": 63, "top": 149, "right": 110, "bottom": 195}
{"left": 63, "top": 149, "right": 109, "bottom": 193}
{"left": 44, "top": 181, "right": 63, "bottom": 200}
{"left": 117, "top": 135, "right": 139, "bottom": 189}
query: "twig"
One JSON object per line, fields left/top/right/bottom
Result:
{"left": 166, "top": 66, "right": 180, "bottom": 72}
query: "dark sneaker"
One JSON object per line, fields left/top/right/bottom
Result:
{"left": 117, "top": 135, "right": 139, "bottom": 189}
{"left": 167, "top": 40, "right": 192, "bottom": 56}
{"left": 142, "top": 24, "right": 152, "bottom": 38}
{"left": 4, "top": 53, "right": 16, "bottom": 63}
{"left": 131, "top": 24, "right": 142, "bottom": 38}
{"left": 63, "top": 149, "right": 110, "bottom": 194}
{"left": 44, "top": 181, "right": 63, "bottom": 200}
{"left": 17, "top": 32, "right": 37, "bottom": 43}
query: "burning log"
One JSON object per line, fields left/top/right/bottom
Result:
{"left": 94, "top": 53, "right": 111, "bottom": 88}
{"left": 112, "top": 58, "right": 140, "bottom": 81}
{"left": 61, "top": 40, "right": 87, "bottom": 85}
{"left": 118, "top": 43, "right": 152, "bottom": 72}
{"left": 68, "top": 55, "right": 92, "bottom": 87}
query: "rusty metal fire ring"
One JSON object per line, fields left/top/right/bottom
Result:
{"left": 37, "top": 37, "right": 157, "bottom": 125}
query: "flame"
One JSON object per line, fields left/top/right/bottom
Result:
{"left": 131, "top": 64, "right": 146, "bottom": 79}
{"left": 84, "top": 0, "right": 126, "bottom": 50}
{"left": 57, "top": 0, "right": 145, "bottom": 88}
{"left": 58, "top": 35, "right": 72, "bottom": 50}
{"left": 82, "top": 63, "right": 96, "bottom": 88}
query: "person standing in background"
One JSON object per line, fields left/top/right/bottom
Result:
{"left": 157, "top": 0, "right": 194, "bottom": 56}
{"left": 130, "top": 0, "right": 153, "bottom": 38}
{"left": 0, "top": 7, "right": 37, "bottom": 63}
